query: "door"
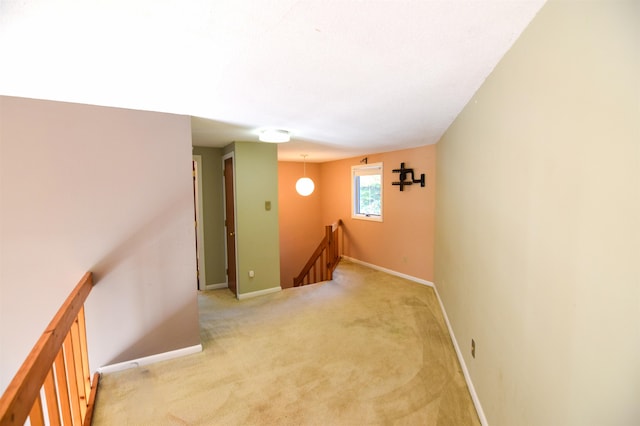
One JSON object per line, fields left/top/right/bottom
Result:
{"left": 223, "top": 156, "right": 237, "bottom": 296}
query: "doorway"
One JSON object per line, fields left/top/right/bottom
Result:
{"left": 192, "top": 155, "right": 206, "bottom": 290}
{"left": 222, "top": 153, "right": 238, "bottom": 296}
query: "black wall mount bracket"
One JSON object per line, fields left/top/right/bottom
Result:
{"left": 391, "top": 162, "right": 426, "bottom": 191}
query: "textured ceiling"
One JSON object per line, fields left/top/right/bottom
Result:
{"left": 0, "top": 0, "right": 546, "bottom": 162}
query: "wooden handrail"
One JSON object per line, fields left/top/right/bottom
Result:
{"left": 294, "top": 220, "right": 342, "bottom": 287}
{"left": 0, "top": 272, "right": 99, "bottom": 426}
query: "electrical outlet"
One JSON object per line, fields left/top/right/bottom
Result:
{"left": 471, "top": 339, "right": 476, "bottom": 358}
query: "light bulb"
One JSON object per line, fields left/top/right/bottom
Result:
{"left": 296, "top": 177, "right": 315, "bottom": 196}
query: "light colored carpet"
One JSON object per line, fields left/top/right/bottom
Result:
{"left": 92, "top": 260, "right": 480, "bottom": 425}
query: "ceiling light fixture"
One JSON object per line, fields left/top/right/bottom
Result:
{"left": 259, "top": 129, "right": 290, "bottom": 143}
{"left": 296, "top": 154, "right": 315, "bottom": 196}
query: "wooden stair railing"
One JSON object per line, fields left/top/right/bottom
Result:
{"left": 0, "top": 272, "right": 99, "bottom": 426}
{"left": 294, "top": 220, "right": 342, "bottom": 287}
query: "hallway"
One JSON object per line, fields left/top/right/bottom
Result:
{"left": 92, "top": 260, "right": 479, "bottom": 425}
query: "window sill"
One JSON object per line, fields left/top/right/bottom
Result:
{"left": 352, "top": 214, "right": 383, "bottom": 222}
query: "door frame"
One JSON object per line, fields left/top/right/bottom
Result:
{"left": 222, "top": 152, "right": 239, "bottom": 296}
{"left": 192, "top": 155, "right": 206, "bottom": 290}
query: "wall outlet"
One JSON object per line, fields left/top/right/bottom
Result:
{"left": 471, "top": 339, "right": 476, "bottom": 358}
{"left": 248, "top": 270, "right": 255, "bottom": 278}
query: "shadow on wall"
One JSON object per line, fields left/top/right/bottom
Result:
{"left": 104, "top": 299, "right": 199, "bottom": 366}
{"left": 84, "top": 191, "right": 199, "bottom": 368}
{"left": 90, "top": 192, "right": 194, "bottom": 282}
{"left": 339, "top": 223, "right": 355, "bottom": 259}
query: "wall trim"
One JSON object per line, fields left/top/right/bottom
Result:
{"left": 341, "top": 256, "right": 434, "bottom": 287}
{"left": 340, "top": 256, "right": 485, "bottom": 423}
{"left": 204, "top": 282, "right": 227, "bottom": 291}
{"left": 192, "top": 154, "right": 207, "bottom": 290}
{"left": 237, "top": 286, "right": 282, "bottom": 300}
{"left": 97, "top": 344, "right": 203, "bottom": 375}
{"left": 433, "top": 286, "right": 488, "bottom": 426}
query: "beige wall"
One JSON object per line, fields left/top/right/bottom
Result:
{"left": 231, "top": 142, "right": 281, "bottom": 295}
{"left": 320, "top": 145, "right": 436, "bottom": 282}
{"left": 0, "top": 96, "right": 200, "bottom": 390}
{"left": 435, "top": 0, "right": 639, "bottom": 424}
{"left": 278, "top": 162, "right": 324, "bottom": 288}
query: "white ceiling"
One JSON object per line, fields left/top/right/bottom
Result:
{"left": 0, "top": 0, "right": 545, "bottom": 162}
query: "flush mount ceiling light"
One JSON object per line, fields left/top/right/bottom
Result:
{"left": 259, "top": 129, "right": 290, "bottom": 143}
{"left": 296, "top": 154, "right": 315, "bottom": 196}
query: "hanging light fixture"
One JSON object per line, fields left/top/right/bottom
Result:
{"left": 296, "top": 154, "right": 315, "bottom": 196}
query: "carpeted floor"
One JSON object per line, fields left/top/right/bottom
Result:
{"left": 92, "top": 260, "right": 480, "bottom": 425}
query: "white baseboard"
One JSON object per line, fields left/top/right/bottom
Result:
{"left": 237, "top": 286, "right": 282, "bottom": 300}
{"left": 341, "top": 256, "right": 434, "bottom": 287}
{"left": 432, "top": 286, "right": 488, "bottom": 426}
{"left": 204, "top": 282, "right": 227, "bottom": 291}
{"left": 341, "top": 256, "right": 485, "bottom": 423}
{"left": 98, "top": 344, "right": 203, "bottom": 375}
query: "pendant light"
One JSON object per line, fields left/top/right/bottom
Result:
{"left": 296, "top": 154, "right": 315, "bottom": 196}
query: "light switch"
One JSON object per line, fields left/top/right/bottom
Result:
{"left": 265, "top": 201, "right": 271, "bottom": 211}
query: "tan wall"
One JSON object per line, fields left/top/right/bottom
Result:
{"left": 232, "top": 142, "right": 281, "bottom": 295}
{"left": 0, "top": 96, "right": 200, "bottom": 390}
{"left": 278, "top": 162, "right": 324, "bottom": 288}
{"left": 435, "top": 0, "right": 639, "bottom": 424}
{"left": 320, "top": 145, "right": 436, "bottom": 282}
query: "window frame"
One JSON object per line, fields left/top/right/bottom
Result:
{"left": 351, "top": 162, "right": 383, "bottom": 222}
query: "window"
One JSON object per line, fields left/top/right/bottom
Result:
{"left": 352, "top": 162, "right": 383, "bottom": 221}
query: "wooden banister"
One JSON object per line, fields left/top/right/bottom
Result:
{"left": 294, "top": 220, "right": 342, "bottom": 287}
{"left": 0, "top": 272, "right": 99, "bottom": 426}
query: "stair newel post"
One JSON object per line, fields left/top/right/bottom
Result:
{"left": 325, "top": 225, "right": 333, "bottom": 281}
{"left": 293, "top": 220, "right": 341, "bottom": 287}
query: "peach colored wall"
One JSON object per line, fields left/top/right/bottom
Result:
{"left": 278, "top": 162, "right": 324, "bottom": 288}
{"left": 320, "top": 145, "right": 436, "bottom": 282}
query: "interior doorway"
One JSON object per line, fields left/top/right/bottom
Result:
{"left": 192, "top": 155, "right": 206, "bottom": 290}
{"left": 222, "top": 153, "right": 237, "bottom": 296}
